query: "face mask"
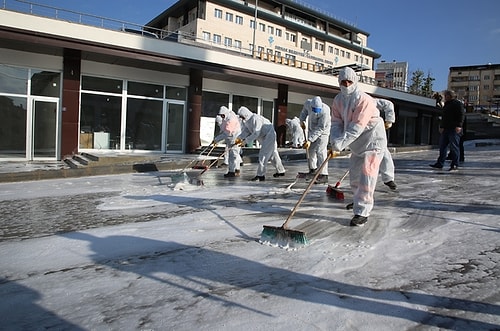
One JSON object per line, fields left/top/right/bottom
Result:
{"left": 312, "top": 107, "right": 321, "bottom": 114}
{"left": 340, "top": 84, "right": 355, "bottom": 96}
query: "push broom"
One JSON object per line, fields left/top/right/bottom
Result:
{"left": 326, "top": 169, "right": 349, "bottom": 200}
{"left": 260, "top": 150, "right": 339, "bottom": 248}
{"left": 192, "top": 143, "right": 217, "bottom": 170}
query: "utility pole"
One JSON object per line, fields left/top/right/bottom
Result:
{"left": 252, "top": 0, "right": 258, "bottom": 58}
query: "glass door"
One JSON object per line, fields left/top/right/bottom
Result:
{"left": 165, "top": 102, "right": 185, "bottom": 152}
{"left": 31, "top": 98, "right": 58, "bottom": 159}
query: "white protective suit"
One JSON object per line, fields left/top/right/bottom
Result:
{"left": 285, "top": 117, "right": 305, "bottom": 148}
{"left": 330, "top": 67, "right": 387, "bottom": 217}
{"left": 215, "top": 115, "right": 229, "bottom": 165}
{"left": 299, "top": 96, "right": 331, "bottom": 175}
{"left": 213, "top": 106, "right": 242, "bottom": 174}
{"left": 374, "top": 98, "right": 396, "bottom": 183}
{"left": 237, "top": 106, "right": 285, "bottom": 177}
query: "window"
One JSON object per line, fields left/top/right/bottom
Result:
{"left": 225, "top": 12, "right": 233, "bottom": 22}
{"left": 214, "top": 8, "right": 222, "bottom": 19}
{"left": 286, "top": 32, "right": 296, "bottom": 42}
{"left": 234, "top": 40, "right": 242, "bottom": 49}
{"left": 346, "top": 51, "right": 350, "bottom": 59}
{"left": 250, "top": 20, "right": 255, "bottom": 29}
{"left": 30, "top": 70, "right": 61, "bottom": 97}
{"left": 128, "top": 82, "right": 163, "bottom": 98}
{"left": 328, "top": 46, "right": 333, "bottom": 54}
{"left": 275, "top": 28, "right": 282, "bottom": 37}
{"left": 82, "top": 76, "right": 122, "bottom": 94}
{"left": 202, "top": 31, "right": 211, "bottom": 41}
{"left": 213, "top": 34, "right": 222, "bottom": 44}
{"left": 259, "top": 23, "right": 265, "bottom": 32}
{"left": 257, "top": 46, "right": 265, "bottom": 54}
{"left": 268, "top": 26, "right": 274, "bottom": 34}
{"left": 224, "top": 37, "right": 232, "bottom": 47}
{"left": 340, "top": 50, "right": 345, "bottom": 57}
{"left": 484, "top": 85, "right": 490, "bottom": 90}
{"left": 235, "top": 15, "right": 243, "bottom": 25}
{"left": 334, "top": 48, "right": 339, "bottom": 55}
{"left": 315, "top": 42, "right": 324, "bottom": 52}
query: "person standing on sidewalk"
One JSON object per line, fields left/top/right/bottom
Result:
{"left": 299, "top": 96, "right": 331, "bottom": 183}
{"left": 375, "top": 98, "right": 397, "bottom": 190}
{"left": 212, "top": 106, "right": 242, "bottom": 178}
{"left": 430, "top": 90, "right": 464, "bottom": 171}
{"left": 330, "top": 67, "right": 387, "bottom": 227}
{"left": 236, "top": 106, "right": 285, "bottom": 181}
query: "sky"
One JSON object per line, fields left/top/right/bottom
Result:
{"left": 0, "top": 142, "right": 499, "bottom": 329}
{"left": 22, "top": 0, "right": 500, "bottom": 92}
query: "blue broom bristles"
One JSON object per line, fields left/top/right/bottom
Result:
{"left": 259, "top": 226, "right": 308, "bottom": 248}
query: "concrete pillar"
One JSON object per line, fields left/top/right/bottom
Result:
{"left": 61, "top": 48, "right": 81, "bottom": 159}
{"left": 187, "top": 68, "right": 203, "bottom": 153}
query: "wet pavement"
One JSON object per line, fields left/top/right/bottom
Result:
{"left": 1, "top": 141, "right": 500, "bottom": 330}
{"left": 0, "top": 140, "right": 499, "bottom": 243}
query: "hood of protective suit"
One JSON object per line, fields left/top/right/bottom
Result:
{"left": 311, "top": 96, "right": 323, "bottom": 113}
{"left": 285, "top": 118, "right": 292, "bottom": 125}
{"left": 338, "top": 67, "right": 358, "bottom": 97}
{"left": 218, "top": 106, "right": 230, "bottom": 117}
{"left": 237, "top": 106, "right": 253, "bottom": 121}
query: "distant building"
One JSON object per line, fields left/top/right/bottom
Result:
{"left": 147, "top": 0, "right": 380, "bottom": 82}
{"left": 448, "top": 63, "right": 500, "bottom": 112}
{"left": 375, "top": 60, "right": 408, "bottom": 92}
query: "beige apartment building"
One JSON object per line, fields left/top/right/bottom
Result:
{"left": 448, "top": 64, "right": 500, "bottom": 112}
{"left": 147, "top": 0, "right": 380, "bottom": 82}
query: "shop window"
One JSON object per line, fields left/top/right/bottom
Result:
{"left": 82, "top": 76, "right": 122, "bottom": 94}
{"left": 0, "top": 96, "right": 27, "bottom": 157}
{"left": 80, "top": 94, "right": 122, "bottom": 149}
{"left": 232, "top": 94, "right": 258, "bottom": 115}
{"left": 166, "top": 87, "right": 186, "bottom": 100}
{"left": 0, "top": 65, "right": 28, "bottom": 94}
{"left": 128, "top": 81, "right": 163, "bottom": 98}
{"left": 30, "top": 70, "right": 61, "bottom": 97}
{"left": 202, "top": 91, "right": 229, "bottom": 117}
{"left": 126, "top": 98, "right": 163, "bottom": 150}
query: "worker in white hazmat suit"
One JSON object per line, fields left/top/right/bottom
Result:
{"left": 215, "top": 114, "right": 229, "bottom": 166}
{"left": 330, "top": 67, "right": 387, "bottom": 226}
{"left": 236, "top": 106, "right": 285, "bottom": 181}
{"left": 212, "top": 106, "right": 242, "bottom": 178}
{"left": 374, "top": 98, "right": 397, "bottom": 190}
{"left": 285, "top": 117, "right": 305, "bottom": 148}
{"left": 299, "top": 96, "right": 331, "bottom": 183}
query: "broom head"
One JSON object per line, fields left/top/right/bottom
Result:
{"left": 326, "top": 185, "right": 345, "bottom": 200}
{"left": 259, "top": 225, "right": 308, "bottom": 248}
{"left": 192, "top": 165, "right": 209, "bottom": 170}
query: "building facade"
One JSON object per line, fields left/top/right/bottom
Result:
{"left": 147, "top": 0, "right": 380, "bottom": 83}
{"left": 0, "top": 0, "right": 438, "bottom": 162}
{"left": 448, "top": 63, "right": 500, "bottom": 112}
{"left": 375, "top": 60, "right": 409, "bottom": 92}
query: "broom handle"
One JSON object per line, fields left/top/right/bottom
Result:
{"left": 201, "top": 144, "right": 217, "bottom": 165}
{"left": 199, "top": 142, "right": 237, "bottom": 175}
{"left": 335, "top": 169, "right": 349, "bottom": 188}
{"left": 281, "top": 152, "right": 333, "bottom": 229}
{"left": 182, "top": 144, "right": 213, "bottom": 172}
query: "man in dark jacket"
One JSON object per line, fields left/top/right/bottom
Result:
{"left": 430, "top": 90, "right": 464, "bottom": 171}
